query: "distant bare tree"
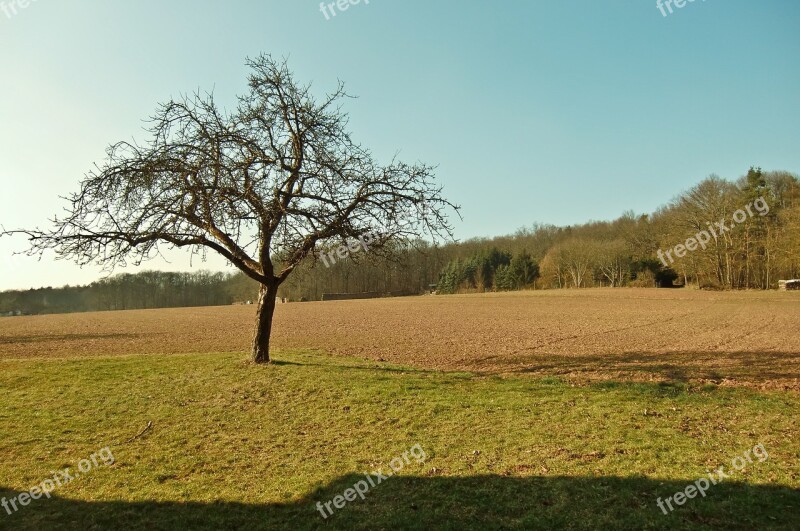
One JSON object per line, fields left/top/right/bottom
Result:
{"left": 594, "top": 239, "right": 629, "bottom": 287}
{"left": 542, "top": 238, "right": 596, "bottom": 288}
{"left": 2, "top": 55, "right": 459, "bottom": 363}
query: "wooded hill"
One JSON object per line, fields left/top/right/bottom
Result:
{"left": 2, "top": 168, "right": 798, "bottom": 314}
{"left": 279, "top": 168, "right": 800, "bottom": 298}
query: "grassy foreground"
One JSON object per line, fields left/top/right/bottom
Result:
{"left": 0, "top": 350, "right": 798, "bottom": 530}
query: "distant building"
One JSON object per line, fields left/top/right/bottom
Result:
{"left": 778, "top": 280, "right": 800, "bottom": 291}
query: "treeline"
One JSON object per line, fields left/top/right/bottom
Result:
{"left": 3, "top": 168, "right": 799, "bottom": 314}
{"left": 645, "top": 168, "right": 799, "bottom": 289}
{"left": 0, "top": 271, "right": 259, "bottom": 315}
{"left": 279, "top": 167, "right": 800, "bottom": 297}
{"left": 437, "top": 249, "right": 539, "bottom": 293}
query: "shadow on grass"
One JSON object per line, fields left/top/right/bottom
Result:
{"left": 0, "top": 333, "right": 139, "bottom": 345}
{"left": 510, "top": 351, "right": 800, "bottom": 389}
{"left": 2, "top": 475, "right": 798, "bottom": 530}
{"left": 270, "top": 356, "right": 466, "bottom": 377}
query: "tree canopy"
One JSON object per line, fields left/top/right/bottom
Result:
{"left": 2, "top": 55, "right": 459, "bottom": 362}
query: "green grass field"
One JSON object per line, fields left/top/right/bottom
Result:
{"left": 1, "top": 350, "right": 798, "bottom": 530}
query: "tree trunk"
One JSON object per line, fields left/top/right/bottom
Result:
{"left": 252, "top": 283, "right": 279, "bottom": 364}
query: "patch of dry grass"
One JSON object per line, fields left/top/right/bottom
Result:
{"left": 0, "top": 351, "right": 798, "bottom": 529}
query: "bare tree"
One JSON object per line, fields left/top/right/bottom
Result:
{"left": 594, "top": 239, "right": 629, "bottom": 287}
{"left": 543, "top": 238, "right": 595, "bottom": 288}
{"left": 2, "top": 55, "right": 459, "bottom": 363}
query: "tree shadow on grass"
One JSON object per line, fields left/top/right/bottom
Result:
{"left": 271, "top": 356, "right": 464, "bottom": 377}
{"left": 0, "top": 333, "right": 139, "bottom": 345}
{"left": 2, "top": 475, "right": 798, "bottom": 530}
{"left": 509, "top": 351, "right": 800, "bottom": 390}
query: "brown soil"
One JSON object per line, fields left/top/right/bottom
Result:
{"left": 1, "top": 288, "right": 798, "bottom": 390}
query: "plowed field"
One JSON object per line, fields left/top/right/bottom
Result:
{"left": 1, "top": 288, "right": 798, "bottom": 389}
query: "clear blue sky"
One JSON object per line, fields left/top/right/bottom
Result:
{"left": 1, "top": 0, "right": 798, "bottom": 290}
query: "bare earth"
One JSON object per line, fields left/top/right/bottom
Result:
{"left": 1, "top": 288, "right": 798, "bottom": 390}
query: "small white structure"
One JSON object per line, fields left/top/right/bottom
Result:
{"left": 778, "top": 280, "right": 800, "bottom": 291}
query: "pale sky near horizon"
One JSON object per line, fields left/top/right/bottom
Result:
{"left": 1, "top": 0, "right": 799, "bottom": 290}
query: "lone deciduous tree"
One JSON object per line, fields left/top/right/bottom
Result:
{"left": 2, "top": 55, "right": 458, "bottom": 363}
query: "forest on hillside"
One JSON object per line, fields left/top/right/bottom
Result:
{"left": 279, "top": 168, "right": 800, "bottom": 299}
{"left": 0, "top": 271, "right": 256, "bottom": 316}
{"left": 2, "top": 168, "right": 798, "bottom": 315}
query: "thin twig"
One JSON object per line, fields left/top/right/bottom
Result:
{"left": 123, "top": 421, "right": 153, "bottom": 444}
